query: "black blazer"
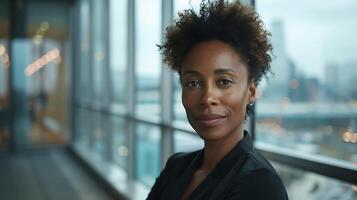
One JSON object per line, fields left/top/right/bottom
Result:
{"left": 147, "top": 132, "right": 289, "bottom": 200}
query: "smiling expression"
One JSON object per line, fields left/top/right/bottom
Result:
{"left": 181, "top": 40, "right": 256, "bottom": 142}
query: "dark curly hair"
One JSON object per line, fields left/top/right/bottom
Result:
{"left": 158, "top": 0, "right": 272, "bottom": 86}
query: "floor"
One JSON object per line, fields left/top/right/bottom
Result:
{"left": 0, "top": 148, "right": 119, "bottom": 200}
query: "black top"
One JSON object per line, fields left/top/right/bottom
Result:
{"left": 147, "top": 131, "right": 289, "bottom": 200}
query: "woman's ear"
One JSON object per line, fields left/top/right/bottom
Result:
{"left": 248, "top": 82, "right": 256, "bottom": 103}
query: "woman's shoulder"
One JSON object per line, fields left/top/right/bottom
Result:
{"left": 226, "top": 167, "right": 289, "bottom": 199}
{"left": 239, "top": 149, "right": 285, "bottom": 186}
{"left": 241, "top": 149, "right": 278, "bottom": 174}
{"left": 225, "top": 150, "right": 289, "bottom": 199}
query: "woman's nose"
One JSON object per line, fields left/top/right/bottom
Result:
{"left": 200, "top": 84, "right": 219, "bottom": 106}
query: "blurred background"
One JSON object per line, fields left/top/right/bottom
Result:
{"left": 0, "top": 0, "right": 356, "bottom": 199}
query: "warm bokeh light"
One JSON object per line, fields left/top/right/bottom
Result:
{"left": 352, "top": 184, "right": 357, "bottom": 192}
{"left": 118, "top": 146, "right": 128, "bottom": 157}
{"left": 0, "top": 45, "right": 10, "bottom": 69}
{"left": 3, "top": 54, "right": 9, "bottom": 63}
{"left": 342, "top": 130, "right": 357, "bottom": 143}
{"left": 32, "top": 21, "right": 50, "bottom": 45}
{"left": 24, "top": 48, "right": 61, "bottom": 76}
{"left": 40, "top": 21, "right": 50, "bottom": 32}
{"left": 0, "top": 45, "right": 5, "bottom": 56}
{"left": 54, "top": 56, "right": 62, "bottom": 64}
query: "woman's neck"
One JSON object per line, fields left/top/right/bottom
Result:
{"left": 200, "top": 129, "right": 244, "bottom": 172}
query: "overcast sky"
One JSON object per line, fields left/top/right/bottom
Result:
{"left": 256, "top": 0, "right": 357, "bottom": 79}
{"left": 127, "top": 0, "right": 357, "bottom": 80}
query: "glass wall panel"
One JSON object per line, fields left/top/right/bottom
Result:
{"left": 91, "top": 0, "right": 106, "bottom": 104}
{"left": 256, "top": 0, "right": 357, "bottom": 163}
{"left": 74, "top": 107, "right": 91, "bottom": 148}
{"left": 0, "top": 0, "right": 9, "bottom": 149}
{"left": 135, "top": 0, "right": 161, "bottom": 118}
{"left": 272, "top": 162, "right": 357, "bottom": 200}
{"left": 109, "top": 0, "right": 127, "bottom": 112}
{"left": 112, "top": 116, "right": 128, "bottom": 170}
{"left": 78, "top": 0, "right": 91, "bottom": 103}
{"left": 174, "top": 131, "right": 203, "bottom": 153}
{"left": 91, "top": 111, "right": 105, "bottom": 157}
{"left": 135, "top": 122, "right": 161, "bottom": 187}
{"left": 9, "top": 0, "right": 70, "bottom": 147}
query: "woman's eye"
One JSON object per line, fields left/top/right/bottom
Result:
{"left": 218, "top": 79, "right": 233, "bottom": 87}
{"left": 185, "top": 80, "right": 200, "bottom": 88}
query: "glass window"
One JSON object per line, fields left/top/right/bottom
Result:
{"left": 174, "top": 131, "right": 203, "bottom": 153}
{"left": 0, "top": 0, "right": 9, "bottom": 149}
{"left": 109, "top": 0, "right": 127, "bottom": 112}
{"left": 112, "top": 116, "right": 129, "bottom": 170}
{"left": 91, "top": 111, "right": 106, "bottom": 157}
{"left": 174, "top": 0, "right": 201, "bottom": 13}
{"left": 74, "top": 107, "right": 91, "bottom": 148}
{"left": 255, "top": 0, "right": 357, "bottom": 163}
{"left": 91, "top": 0, "right": 107, "bottom": 105}
{"left": 135, "top": 122, "right": 161, "bottom": 187}
{"left": 10, "top": 0, "right": 70, "bottom": 147}
{"left": 135, "top": 0, "right": 161, "bottom": 118}
{"left": 272, "top": 162, "right": 357, "bottom": 199}
{"left": 78, "top": 0, "right": 91, "bottom": 103}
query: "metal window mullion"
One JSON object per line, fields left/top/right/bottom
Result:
{"left": 126, "top": 0, "right": 136, "bottom": 116}
{"left": 69, "top": 0, "right": 79, "bottom": 146}
{"left": 102, "top": 0, "right": 113, "bottom": 161}
{"left": 102, "top": 0, "right": 112, "bottom": 111}
{"left": 126, "top": 0, "right": 136, "bottom": 182}
{"left": 160, "top": 0, "right": 174, "bottom": 169}
{"left": 88, "top": 0, "right": 95, "bottom": 149}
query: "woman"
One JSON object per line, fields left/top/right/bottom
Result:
{"left": 147, "top": 1, "right": 288, "bottom": 199}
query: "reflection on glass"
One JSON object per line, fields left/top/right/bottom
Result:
{"left": 91, "top": 0, "right": 106, "bottom": 103}
{"left": 11, "top": 0, "right": 70, "bottom": 147}
{"left": 0, "top": 43, "right": 9, "bottom": 149}
{"left": 135, "top": 0, "right": 161, "bottom": 118}
{"left": 91, "top": 111, "right": 106, "bottom": 158}
{"left": 256, "top": 0, "right": 357, "bottom": 163}
{"left": 110, "top": 0, "right": 127, "bottom": 111}
{"left": 74, "top": 108, "right": 93, "bottom": 150}
{"left": 272, "top": 161, "right": 357, "bottom": 200}
{"left": 135, "top": 122, "right": 161, "bottom": 187}
{"left": 174, "top": 131, "right": 203, "bottom": 153}
{"left": 112, "top": 116, "right": 128, "bottom": 170}
{"left": 0, "top": 0, "right": 9, "bottom": 149}
{"left": 78, "top": 0, "right": 91, "bottom": 103}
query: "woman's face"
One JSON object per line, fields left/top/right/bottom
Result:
{"left": 181, "top": 40, "right": 256, "bottom": 142}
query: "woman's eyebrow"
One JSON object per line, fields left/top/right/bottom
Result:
{"left": 214, "top": 68, "right": 236, "bottom": 74}
{"left": 182, "top": 70, "right": 200, "bottom": 76}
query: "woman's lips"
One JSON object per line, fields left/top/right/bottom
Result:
{"left": 196, "top": 115, "right": 226, "bottom": 127}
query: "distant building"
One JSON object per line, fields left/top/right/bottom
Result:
{"left": 338, "top": 62, "right": 357, "bottom": 100}
{"left": 262, "top": 20, "right": 290, "bottom": 102}
{"left": 324, "top": 63, "right": 339, "bottom": 101}
{"left": 324, "top": 62, "right": 357, "bottom": 101}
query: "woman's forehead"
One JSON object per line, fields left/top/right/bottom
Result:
{"left": 181, "top": 41, "right": 248, "bottom": 76}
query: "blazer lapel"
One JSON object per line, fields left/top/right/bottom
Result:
{"left": 160, "top": 151, "right": 203, "bottom": 200}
